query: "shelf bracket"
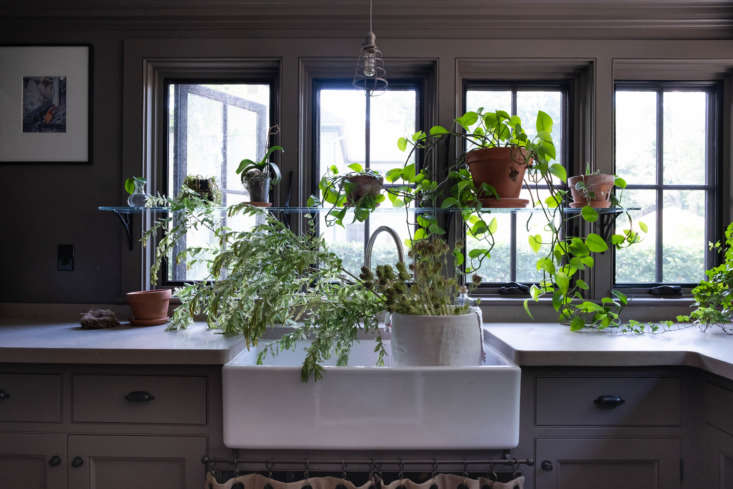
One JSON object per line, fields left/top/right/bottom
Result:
{"left": 111, "top": 210, "right": 134, "bottom": 251}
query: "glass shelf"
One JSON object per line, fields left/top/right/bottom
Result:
{"left": 99, "top": 204, "right": 637, "bottom": 250}
{"left": 98, "top": 205, "right": 636, "bottom": 215}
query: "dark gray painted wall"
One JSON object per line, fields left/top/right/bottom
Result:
{"left": 1, "top": 2, "right": 732, "bottom": 304}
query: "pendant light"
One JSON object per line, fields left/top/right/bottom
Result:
{"left": 352, "top": 0, "right": 388, "bottom": 94}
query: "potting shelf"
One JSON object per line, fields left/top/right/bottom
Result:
{"left": 98, "top": 205, "right": 637, "bottom": 250}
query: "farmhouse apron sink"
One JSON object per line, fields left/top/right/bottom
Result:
{"left": 222, "top": 337, "right": 520, "bottom": 450}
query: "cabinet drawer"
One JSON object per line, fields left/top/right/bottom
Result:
{"left": 0, "top": 373, "right": 62, "bottom": 423}
{"left": 536, "top": 377, "right": 680, "bottom": 426}
{"left": 72, "top": 375, "right": 206, "bottom": 425}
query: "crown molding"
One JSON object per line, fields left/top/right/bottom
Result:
{"left": 3, "top": 0, "right": 733, "bottom": 39}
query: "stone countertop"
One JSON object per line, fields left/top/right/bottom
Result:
{"left": 484, "top": 322, "right": 733, "bottom": 380}
{"left": 0, "top": 320, "right": 245, "bottom": 365}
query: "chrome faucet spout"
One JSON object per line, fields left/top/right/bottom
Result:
{"left": 364, "top": 225, "right": 405, "bottom": 270}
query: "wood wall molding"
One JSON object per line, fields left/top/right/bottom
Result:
{"left": 3, "top": 0, "right": 733, "bottom": 40}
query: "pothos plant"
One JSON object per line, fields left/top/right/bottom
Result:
{"left": 379, "top": 108, "right": 646, "bottom": 331}
{"left": 677, "top": 222, "right": 733, "bottom": 333}
{"left": 308, "top": 163, "right": 385, "bottom": 226}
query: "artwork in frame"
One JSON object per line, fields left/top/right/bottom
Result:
{"left": 0, "top": 45, "right": 92, "bottom": 164}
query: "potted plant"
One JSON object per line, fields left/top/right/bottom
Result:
{"left": 236, "top": 125, "right": 283, "bottom": 206}
{"left": 182, "top": 175, "right": 222, "bottom": 204}
{"left": 568, "top": 163, "right": 616, "bottom": 208}
{"left": 124, "top": 176, "right": 147, "bottom": 207}
{"left": 126, "top": 289, "right": 171, "bottom": 326}
{"left": 360, "top": 237, "right": 482, "bottom": 366}
{"left": 309, "top": 163, "right": 385, "bottom": 226}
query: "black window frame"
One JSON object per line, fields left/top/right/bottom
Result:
{"left": 613, "top": 80, "right": 723, "bottom": 293}
{"left": 312, "top": 78, "right": 425, "bottom": 260}
{"left": 162, "top": 78, "right": 279, "bottom": 287}
{"left": 461, "top": 80, "right": 572, "bottom": 292}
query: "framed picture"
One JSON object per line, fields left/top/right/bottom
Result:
{"left": 0, "top": 45, "right": 92, "bottom": 164}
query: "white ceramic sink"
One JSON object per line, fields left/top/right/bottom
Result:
{"left": 222, "top": 335, "right": 520, "bottom": 450}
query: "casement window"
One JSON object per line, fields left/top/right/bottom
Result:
{"left": 614, "top": 82, "right": 721, "bottom": 290}
{"left": 165, "top": 82, "right": 274, "bottom": 283}
{"left": 462, "top": 82, "right": 569, "bottom": 289}
{"left": 314, "top": 80, "right": 422, "bottom": 275}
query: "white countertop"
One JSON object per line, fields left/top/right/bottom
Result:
{"left": 0, "top": 320, "right": 245, "bottom": 365}
{"left": 485, "top": 322, "right": 733, "bottom": 379}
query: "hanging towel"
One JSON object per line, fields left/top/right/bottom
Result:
{"left": 205, "top": 472, "right": 524, "bottom": 489}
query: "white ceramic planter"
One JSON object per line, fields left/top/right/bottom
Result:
{"left": 390, "top": 311, "right": 482, "bottom": 366}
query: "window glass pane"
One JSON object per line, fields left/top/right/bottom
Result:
{"left": 367, "top": 199, "right": 413, "bottom": 271}
{"left": 320, "top": 209, "right": 364, "bottom": 277}
{"left": 663, "top": 91, "right": 706, "bottom": 185}
{"left": 370, "top": 90, "right": 417, "bottom": 174}
{"left": 663, "top": 190, "right": 705, "bottom": 282}
{"left": 167, "top": 82, "right": 270, "bottom": 282}
{"left": 615, "top": 190, "right": 657, "bottom": 283}
{"left": 615, "top": 91, "right": 656, "bottom": 185}
{"left": 516, "top": 189, "right": 556, "bottom": 283}
{"left": 466, "top": 213, "right": 511, "bottom": 283}
{"left": 319, "top": 89, "right": 366, "bottom": 177}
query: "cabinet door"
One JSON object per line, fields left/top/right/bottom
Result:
{"left": 68, "top": 435, "right": 206, "bottom": 489}
{"left": 536, "top": 438, "right": 680, "bottom": 489}
{"left": 0, "top": 432, "right": 66, "bottom": 489}
{"left": 705, "top": 426, "right": 733, "bottom": 489}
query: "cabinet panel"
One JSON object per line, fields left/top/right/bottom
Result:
{"left": 536, "top": 438, "right": 680, "bottom": 489}
{"left": 0, "top": 432, "right": 66, "bottom": 489}
{"left": 0, "top": 373, "right": 62, "bottom": 422}
{"left": 536, "top": 377, "right": 680, "bottom": 426}
{"left": 72, "top": 374, "right": 206, "bottom": 424}
{"left": 705, "top": 426, "right": 733, "bottom": 489}
{"left": 68, "top": 434, "right": 206, "bottom": 489}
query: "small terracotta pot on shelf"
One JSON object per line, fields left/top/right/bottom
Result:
{"left": 466, "top": 147, "right": 531, "bottom": 208}
{"left": 568, "top": 174, "right": 615, "bottom": 208}
{"left": 126, "top": 289, "right": 171, "bottom": 326}
{"left": 345, "top": 173, "right": 383, "bottom": 205}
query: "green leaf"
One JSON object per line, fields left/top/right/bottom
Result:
{"left": 577, "top": 301, "right": 604, "bottom": 313}
{"left": 614, "top": 176, "right": 627, "bottom": 188}
{"left": 639, "top": 221, "right": 649, "bottom": 233}
{"left": 581, "top": 205, "right": 599, "bottom": 223}
{"left": 585, "top": 233, "right": 608, "bottom": 253}
{"left": 414, "top": 228, "right": 426, "bottom": 241}
{"left": 545, "top": 194, "right": 562, "bottom": 209}
{"left": 536, "top": 110, "right": 553, "bottom": 133}
{"left": 555, "top": 271, "right": 570, "bottom": 294}
{"left": 411, "top": 130, "right": 426, "bottom": 142}
{"left": 580, "top": 256, "right": 594, "bottom": 267}
{"left": 528, "top": 234, "right": 543, "bottom": 253}
{"left": 612, "top": 289, "right": 628, "bottom": 306}
{"left": 397, "top": 137, "right": 408, "bottom": 152}
{"left": 429, "top": 125, "right": 449, "bottom": 136}
{"left": 523, "top": 299, "right": 535, "bottom": 319}
{"left": 456, "top": 111, "right": 478, "bottom": 130}
{"left": 348, "top": 162, "right": 364, "bottom": 173}
{"left": 385, "top": 168, "right": 403, "bottom": 183}
{"left": 124, "top": 178, "right": 136, "bottom": 195}
{"left": 576, "top": 279, "right": 589, "bottom": 290}
{"left": 611, "top": 234, "right": 625, "bottom": 245}
{"left": 469, "top": 248, "right": 489, "bottom": 259}
{"left": 428, "top": 222, "right": 446, "bottom": 235}
{"left": 402, "top": 163, "right": 416, "bottom": 182}
{"left": 488, "top": 217, "right": 498, "bottom": 234}
{"left": 536, "top": 257, "right": 555, "bottom": 275}
{"left": 570, "top": 317, "right": 585, "bottom": 331}
{"left": 453, "top": 248, "right": 464, "bottom": 266}
{"left": 549, "top": 163, "right": 567, "bottom": 182}
{"left": 441, "top": 197, "right": 459, "bottom": 209}
{"left": 568, "top": 237, "right": 589, "bottom": 257}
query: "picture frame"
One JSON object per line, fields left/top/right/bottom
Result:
{"left": 0, "top": 45, "right": 93, "bottom": 164}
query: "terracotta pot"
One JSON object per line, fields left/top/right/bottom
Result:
{"left": 345, "top": 174, "right": 383, "bottom": 205}
{"left": 568, "top": 173, "right": 615, "bottom": 208}
{"left": 126, "top": 289, "right": 171, "bottom": 324}
{"left": 466, "top": 147, "right": 531, "bottom": 200}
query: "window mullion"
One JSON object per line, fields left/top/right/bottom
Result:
{"left": 656, "top": 89, "right": 664, "bottom": 283}
{"left": 510, "top": 89, "right": 518, "bottom": 282}
{"left": 364, "top": 90, "right": 372, "bottom": 259}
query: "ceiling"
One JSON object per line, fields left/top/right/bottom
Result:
{"left": 3, "top": 0, "right": 732, "bottom": 39}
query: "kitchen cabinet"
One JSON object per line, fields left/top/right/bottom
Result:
{"left": 0, "top": 432, "right": 67, "bottom": 489}
{"left": 68, "top": 434, "right": 206, "bottom": 489}
{"left": 535, "top": 437, "right": 680, "bottom": 489}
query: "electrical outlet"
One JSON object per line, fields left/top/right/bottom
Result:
{"left": 57, "top": 244, "right": 74, "bottom": 271}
